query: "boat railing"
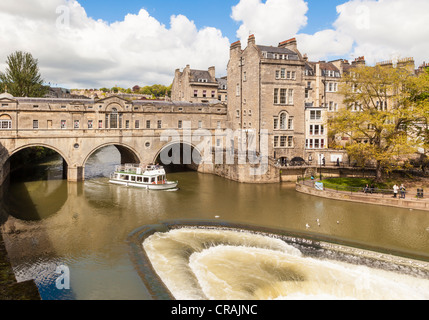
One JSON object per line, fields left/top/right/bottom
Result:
{"left": 114, "top": 163, "right": 164, "bottom": 174}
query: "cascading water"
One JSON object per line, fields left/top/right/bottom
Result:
{"left": 143, "top": 228, "right": 429, "bottom": 300}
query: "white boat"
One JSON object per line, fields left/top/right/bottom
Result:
{"left": 109, "top": 164, "right": 178, "bottom": 190}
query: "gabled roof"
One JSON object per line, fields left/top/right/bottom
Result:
{"left": 95, "top": 95, "right": 131, "bottom": 104}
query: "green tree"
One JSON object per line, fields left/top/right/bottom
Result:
{"left": 405, "top": 68, "right": 429, "bottom": 153}
{"left": 0, "top": 51, "right": 48, "bottom": 97}
{"left": 329, "top": 65, "right": 423, "bottom": 181}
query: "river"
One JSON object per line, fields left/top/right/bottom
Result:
{"left": 1, "top": 146, "right": 429, "bottom": 300}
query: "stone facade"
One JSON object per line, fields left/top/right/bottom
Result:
{"left": 171, "top": 65, "right": 227, "bottom": 103}
{"left": 0, "top": 93, "right": 229, "bottom": 182}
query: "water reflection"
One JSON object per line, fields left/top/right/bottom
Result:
{"left": 1, "top": 146, "right": 429, "bottom": 300}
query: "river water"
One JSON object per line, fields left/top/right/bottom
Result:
{"left": 1, "top": 146, "right": 429, "bottom": 300}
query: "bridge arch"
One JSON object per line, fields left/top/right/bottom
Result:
{"left": 154, "top": 141, "right": 203, "bottom": 171}
{"left": 9, "top": 143, "right": 71, "bottom": 167}
{"left": 82, "top": 142, "right": 142, "bottom": 169}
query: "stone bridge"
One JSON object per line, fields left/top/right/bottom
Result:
{"left": 0, "top": 93, "right": 231, "bottom": 186}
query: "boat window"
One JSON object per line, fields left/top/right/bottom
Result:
{"left": 151, "top": 177, "right": 156, "bottom": 183}
{"left": 137, "top": 177, "right": 142, "bottom": 182}
{"left": 144, "top": 177, "right": 149, "bottom": 183}
{"left": 131, "top": 176, "right": 136, "bottom": 182}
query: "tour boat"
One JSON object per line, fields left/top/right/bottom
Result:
{"left": 109, "top": 164, "right": 178, "bottom": 190}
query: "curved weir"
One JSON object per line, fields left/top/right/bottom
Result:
{"left": 129, "top": 222, "right": 429, "bottom": 300}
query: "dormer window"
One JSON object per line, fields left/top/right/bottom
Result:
{"left": 198, "top": 78, "right": 208, "bottom": 83}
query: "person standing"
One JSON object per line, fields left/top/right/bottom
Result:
{"left": 400, "top": 184, "right": 406, "bottom": 199}
{"left": 393, "top": 184, "right": 399, "bottom": 198}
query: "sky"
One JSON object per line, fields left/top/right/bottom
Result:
{"left": 0, "top": 0, "right": 428, "bottom": 89}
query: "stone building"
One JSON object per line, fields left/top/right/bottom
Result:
{"left": 227, "top": 35, "right": 308, "bottom": 164}
{"left": 171, "top": 65, "right": 227, "bottom": 103}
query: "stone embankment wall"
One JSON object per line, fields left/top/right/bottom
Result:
{"left": 296, "top": 181, "right": 429, "bottom": 212}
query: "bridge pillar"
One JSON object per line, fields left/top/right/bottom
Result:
{"left": 68, "top": 166, "right": 84, "bottom": 182}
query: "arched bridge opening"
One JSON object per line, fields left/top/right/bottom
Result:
{"left": 3, "top": 145, "right": 69, "bottom": 221}
{"left": 83, "top": 143, "right": 141, "bottom": 180}
{"left": 154, "top": 143, "right": 202, "bottom": 173}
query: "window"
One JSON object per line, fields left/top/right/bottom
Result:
{"left": 236, "top": 84, "right": 240, "bottom": 96}
{"left": 211, "top": 91, "right": 216, "bottom": 98}
{"left": 157, "top": 120, "right": 162, "bottom": 129}
{"left": 217, "top": 121, "right": 221, "bottom": 129}
{"left": 146, "top": 120, "right": 151, "bottom": 129}
{"left": 2, "top": 104, "right": 9, "bottom": 107}
{"left": 98, "top": 120, "right": 103, "bottom": 129}
{"left": 125, "top": 120, "right": 130, "bottom": 129}
{"left": 280, "top": 89, "right": 287, "bottom": 104}
{"left": 243, "top": 71, "right": 247, "bottom": 81}
{"left": 33, "top": 120, "right": 39, "bottom": 129}
{"left": 274, "top": 136, "right": 279, "bottom": 147}
{"left": 135, "top": 120, "right": 140, "bottom": 129}
{"left": 0, "top": 116, "right": 11, "bottom": 130}
{"left": 281, "top": 68, "right": 286, "bottom": 79}
{"left": 288, "top": 136, "right": 293, "bottom": 147}
{"left": 74, "top": 120, "right": 80, "bottom": 129}
{"left": 310, "top": 110, "right": 322, "bottom": 120}
{"left": 88, "top": 120, "right": 93, "bottom": 129}
{"left": 274, "top": 118, "right": 279, "bottom": 130}
{"left": 274, "top": 89, "right": 279, "bottom": 104}
{"left": 178, "top": 120, "right": 182, "bottom": 129}
{"left": 61, "top": 120, "right": 66, "bottom": 129}
{"left": 280, "top": 113, "right": 287, "bottom": 130}
{"left": 108, "top": 108, "right": 121, "bottom": 129}
{"left": 288, "top": 89, "right": 294, "bottom": 105}
{"left": 194, "top": 90, "right": 198, "bottom": 97}
{"left": 198, "top": 120, "right": 202, "bottom": 128}
{"left": 203, "top": 90, "right": 207, "bottom": 98}
{"left": 280, "top": 136, "right": 287, "bottom": 147}
{"left": 288, "top": 118, "right": 294, "bottom": 130}
{"left": 33, "top": 105, "right": 39, "bottom": 108}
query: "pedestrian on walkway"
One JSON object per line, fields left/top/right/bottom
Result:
{"left": 393, "top": 184, "right": 399, "bottom": 198}
{"left": 400, "top": 184, "right": 406, "bottom": 199}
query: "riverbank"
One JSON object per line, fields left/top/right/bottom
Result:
{"left": 296, "top": 180, "right": 429, "bottom": 212}
{"left": 0, "top": 231, "right": 40, "bottom": 300}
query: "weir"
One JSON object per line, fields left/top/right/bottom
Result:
{"left": 129, "top": 221, "right": 429, "bottom": 300}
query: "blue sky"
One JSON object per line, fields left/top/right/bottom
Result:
{"left": 79, "top": 0, "right": 345, "bottom": 43}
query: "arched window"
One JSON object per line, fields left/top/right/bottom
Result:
{"left": 0, "top": 114, "right": 12, "bottom": 130}
{"left": 105, "top": 107, "right": 123, "bottom": 129}
{"left": 279, "top": 112, "right": 287, "bottom": 130}
{"left": 110, "top": 108, "right": 118, "bottom": 129}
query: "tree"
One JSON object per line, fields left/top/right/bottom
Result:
{"left": 0, "top": 51, "right": 48, "bottom": 97}
{"left": 329, "top": 65, "right": 423, "bottom": 182}
{"left": 405, "top": 68, "right": 429, "bottom": 153}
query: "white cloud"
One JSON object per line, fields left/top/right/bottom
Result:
{"left": 296, "top": 30, "right": 354, "bottom": 61}
{"left": 231, "top": 0, "right": 308, "bottom": 47}
{"left": 332, "top": 0, "right": 429, "bottom": 66}
{"left": 0, "top": 0, "right": 230, "bottom": 89}
{"left": 231, "top": 0, "right": 428, "bottom": 68}
{"left": 296, "top": 0, "right": 429, "bottom": 66}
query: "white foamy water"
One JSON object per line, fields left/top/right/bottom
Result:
{"left": 143, "top": 228, "right": 429, "bottom": 300}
